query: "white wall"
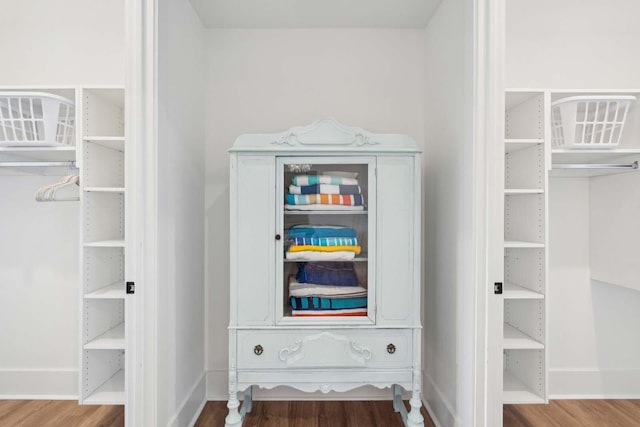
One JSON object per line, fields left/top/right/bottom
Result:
{"left": 423, "top": 0, "right": 475, "bottom": 425}
{"left": 204, "top": 28, "right": 425, "bottom": 399}
{"left": 549, "top": 177, "right": 640, "bottom": 397}
{"left": 0, "top": 0, "right": 124, "bottom": 398}
{"left": 0, "top": 0, "right": 125, "bottom": 86}
{"left": 157, "top": 0, "right": 207, "bottom": 425}
{"left": 0, "top": 176, "right": 79, "bottom": 398}
{"left": 507, "top": 0, "right": 640, "bottom": 398}
{"left": 506, "top": 0, "right": 640, "bottom": 89}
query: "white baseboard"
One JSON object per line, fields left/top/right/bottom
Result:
{"left": 0, "top": 369, "right": 77, "bottom": 399}
{"left": 422, "top": 371, "right": 461, "bottom": 427}
{"left": 206, "top": 369, "right": 407, "bottom": 401}
{"left": 549, "top": 368, "right": 640, "bottom": 399}
{"left": 168, "top": 372, "right": 207, "bottom": 427}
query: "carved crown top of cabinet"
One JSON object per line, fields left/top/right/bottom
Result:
{"left": 229, "top": 118, "right": 420, "bottom": 154}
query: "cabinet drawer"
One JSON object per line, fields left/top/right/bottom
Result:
{"left": 236, "top": 329, "right": 412, "bottom": 370}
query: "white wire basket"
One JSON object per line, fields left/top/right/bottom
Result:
{"left": 0, "top": 92, "right": 75, "bottom": 147}
{"left": 551, "top": 95, "right": 636, "bottom": 148}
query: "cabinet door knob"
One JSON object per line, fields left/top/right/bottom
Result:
{"left": 254, "top": 345, "right": 264, "bottom": 356}
{"left": 275, "top": 234, "right": 281, "bottom": 240}
{"left": 387, "top": 343, "right": 396, "bottom": 354}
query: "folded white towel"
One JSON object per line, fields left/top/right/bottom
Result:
{"left": 285, "top": 250, "right": 356, "bottom": 261}
{"left": 289, "top": 279, "right": 368, "bottom": 297}
{"left": 285, "top": 204, "right": 364, "bottom": 211}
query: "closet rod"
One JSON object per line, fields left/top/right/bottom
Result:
{"left": 552, "top": 161, "right": 638, "bottom": 170}
{"left": 0, "top": 161, "right": 77, "bottom": 168}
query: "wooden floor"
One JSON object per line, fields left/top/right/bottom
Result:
{"left": 0, "top": 400, "right": 124, "bottom": 427}
{"left": 195, "top": 401, "right": 435, "bottom": 427}
{"left": 504, "top": 400, "right": 640, "bottom": 427}
{"left": 2, "top": 399, "right": 640, "bottom": 426}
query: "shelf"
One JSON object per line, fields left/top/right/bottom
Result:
{"left": 0, "top": 146, "right": 76, "bottom": 162}
{"left": 84, "top": 323, "right": 125, "bottom": 350}
{"left": 84, "top": 136, "right": 124, "bottom": 152}
{"left": 504, "top": 283, "right": 544, "bottom": 300}
{"left": 504, "top": 240, "right": 545, "bottom": 248}
{"left": 505, "top": 91, "right": 544, "bottom": 110}
{"left": 83, "top": 370, "right": 124, "bottom": 405}
{"left": 84, "top": 282, "right": 125, "bottom": 299}
{"left": 84, "top": 187, "right": 125, "bottom": 193}
{"left": 503, "top": 371, "right": 545, "bottom": 404}
{"left": 504, "top": 189, "right": 544, "bottom": 195}
{"left": 285, "top": 210, "right": 368, "bottom": 215}
{"left": 84, "top": 240, "right": 125, "bottom": 248}
{"left": 284, "top": 257, "right": 368, "bottom": 263}
{"left": 552, "top": 148, "right": 640, "bottom": 162}
{"left": 505, "top": 139, "right": 544, "bottom": 154}
{"left": 504, "top": 324, "right": 544, "bottom": 350}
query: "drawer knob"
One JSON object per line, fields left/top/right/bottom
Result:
{"left": 254, "top": 344, "right": 264, "bottom": 356}
{"left": 275, "top": 234, "right": 281, "bottom": 240}
{"left": 387, "top": 343, "right": 396, "bottom": 354}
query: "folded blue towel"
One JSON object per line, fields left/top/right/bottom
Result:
{"left": 288, "top": 225, "right": 357, "bottom": 239}
{"left": 287, "top": 236, "right": 358, "bottom": 247}
{"left": 289, "top": 184, "right": 362, "bottom": 195}
{"left": 290, "top": 296, "right": 368, "bottom": 310}
{"left": 296, "top": 262, "right": 359, "bottom": 286}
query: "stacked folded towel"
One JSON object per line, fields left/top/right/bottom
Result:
{"left": 286, "top": 225, "right": 361, "bottom": 261}
{"left": 289, "top": 262, "right": 367, "bottom": 317}
{"left": 285, "top": 173, "right": 365, "bottom": 211}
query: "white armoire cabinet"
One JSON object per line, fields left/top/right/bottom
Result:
{"left": 225, "top": 119, "right": 424, "bottom": 427}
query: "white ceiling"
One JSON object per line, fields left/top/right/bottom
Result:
{"left": 189, "top": 0, "right": 444, "bottom": 29}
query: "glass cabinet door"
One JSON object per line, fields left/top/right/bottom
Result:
{"left": 276, "top": 157, "right": 376, "bottom": 324}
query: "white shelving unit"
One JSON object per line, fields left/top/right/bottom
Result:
{"left": 82, "top": 370, "right": 125, "bottom": 405}
{"left": 502, "top": 90, "right": 548, "bottom": 404}
{"left": 84, "top": 282, "right": 126, "bottom": 299}
{"left": 503, "top": 370, "right": 545, "bottom": 404}
{"left": 0, "top": 146, "right": 76, "bottom": 162}
{"left": 79, "top": 87, "right": 127, "bottom": 405}
{"left": 503, "top": 324, "right": 544, "bottom": 350}
{"left": 504, "top": 240, "right": 544, "bottom": 248}
{"left": 84, "top": 240, "right": 126, "bottom": 248}
{"left": 84, "top": 187, "right": 126, "bottom": 193}
{"left": 504, "top": 283, "right": 544, "bottom": 300}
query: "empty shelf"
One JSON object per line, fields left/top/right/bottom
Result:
{"left": 84, "top": 282, "right": 125, "bottom": 299}
{"left": 552, "top": 148, "right": 640, "bottom": 163}
{"left": 504, "top": 371, "right": 545, "bottom": 404}
{"left": 83, "top": 370, "right": 124, "bottom": 405}
{"left": 504, "top": 241, "right": 545, "bottom": 248}
{"left": 505, "top": 139, "right": 544, "bottom": 154}
{"left": 503, "top": 283, "right": 544, "bottom": 300}
{"left": 84, "top": 136, "right": 124, "bottom": 152}
{"left": 504, "top": 324, "right": 544, "bottom": 350}
{"left": 0, "top": 146, "right": 76, "bottom": 162}
{"left": 84, "top": 240, "right": 125, "bottom": 248}
{"left": 84, "top": 323, "right": 125, "bottom": 350}
{"left": 84, "top": 187, "right": 125, "bottom": 193}
{"left": 504, "top": 189, "right": 544, "bottom": 195}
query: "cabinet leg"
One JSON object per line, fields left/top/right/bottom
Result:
{"left": 406, "top": 387, "right": 424, "bottom": 427}
{"left": 240, "top": 386, "right": 253, "bottom": 416}
{"left": 393, "top": 384, "right": 404, "bottom": 414}
{"left": 224, "top": 370, "right": 243, "bottom": 427}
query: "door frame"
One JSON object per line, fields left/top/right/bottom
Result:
{"left": 125, "top": 0, "right": 158, "bottom": 425}
{"left": 473, "top": 0, "right": 505, "bottom": 425}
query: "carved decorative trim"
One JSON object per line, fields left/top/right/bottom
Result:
{"left": 278, "top": 340, "right": 302, "bottom": 362}
{"left": 254, "top": 382, "right": 396, "bottom": 394}
{"left": 277, "top": 332, "right": 372, "bottom": 367}
{"left": 271, "top": 118, "right": 380, "bottom": 147}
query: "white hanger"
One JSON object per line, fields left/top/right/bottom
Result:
{"left": 35, "top": 174, "right": 80, "bottom": 202}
